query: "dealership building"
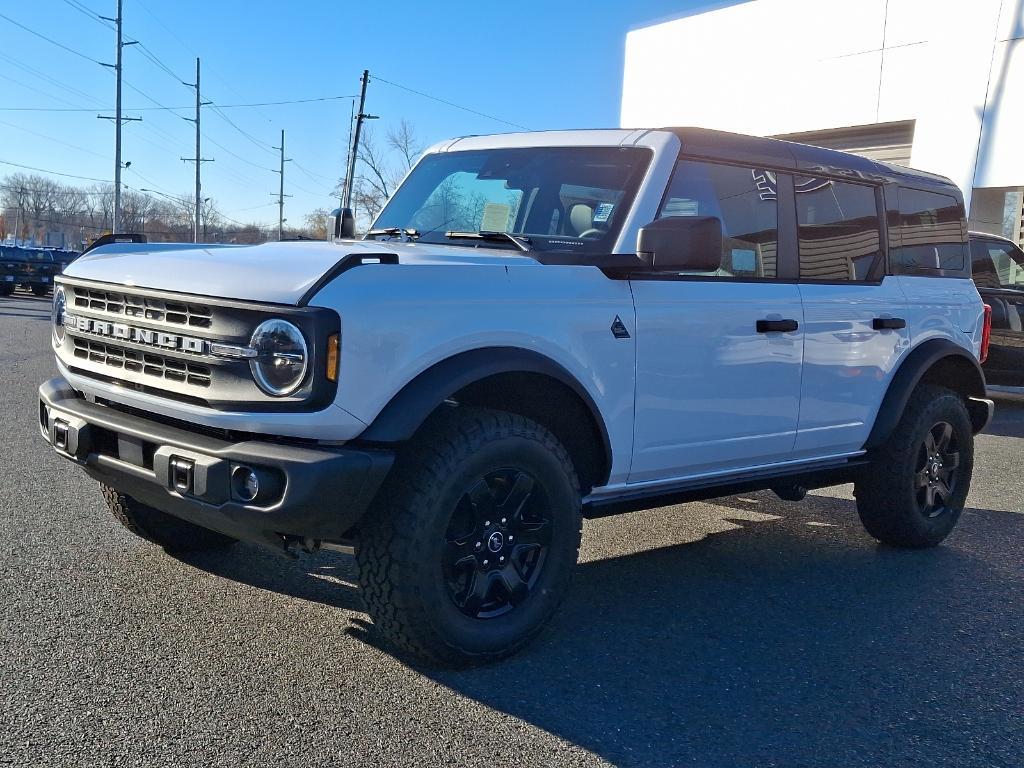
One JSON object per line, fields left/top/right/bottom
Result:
{"left": 622, "top": 0, "right": 1024, "bottom": 244}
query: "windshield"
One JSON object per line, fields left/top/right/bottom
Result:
{"left": 370, "top": 146, "right": 651, "bottom": 253}
{"left": 971, "top": 239, "right": 1024, "bottom": 289}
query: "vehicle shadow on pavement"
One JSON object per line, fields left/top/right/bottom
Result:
{"left": 175, "top": 494, "right": 1022, "bottom": 766}
{"left": 180, "top": 545, "right": 365, "bottom": 613}
{"left": 353, "top": 495, "right": 1022, "bottom": 767}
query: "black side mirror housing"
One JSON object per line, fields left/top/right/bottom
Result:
{"left": 334, "top": 208, "right": 356, "bottom": 239}
{"left": 636, "top": 216, "right": 723, "bottom": 272}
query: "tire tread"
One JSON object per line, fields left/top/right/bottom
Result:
{"left": 356, "top": 406, "right": 581, "bottom": 665}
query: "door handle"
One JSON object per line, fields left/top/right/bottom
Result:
{"left": 756, "top": 319, "right": 799, "bottom": 333}
{"left": 872, "top": 317, "right": 906, "bottom": 330}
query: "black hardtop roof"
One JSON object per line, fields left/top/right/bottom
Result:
{"left": 665, "top": 127, "right": 960, "bottom": 198}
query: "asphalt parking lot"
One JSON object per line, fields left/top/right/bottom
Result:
{"left": 1, "top": 291, "right": 1022, "bottom": 768}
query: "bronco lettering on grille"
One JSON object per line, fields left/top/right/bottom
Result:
{"left": 65, "top": 314, "right": 209, "bottom": 354}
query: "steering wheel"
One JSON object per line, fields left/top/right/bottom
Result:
{"left": 578, "top": 228, "right": 604, "bottom": 239}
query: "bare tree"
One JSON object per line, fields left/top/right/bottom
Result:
{"left": 304, "top": 208, "right": 331, "bottom": 240}
{"left": 387, "top": 119, "right": 423, "bottom": 171}
{"left": 340, "top": 120, "right": 425, "bottom": 229}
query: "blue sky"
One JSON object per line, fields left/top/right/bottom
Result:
{"left": 1, "top": 0, "right": 707, "bottom": 228}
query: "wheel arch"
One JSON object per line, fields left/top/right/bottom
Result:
{"left": 357, "top": 347, "right": 613, "bottom": 492}
{"left": 865, "top": 338, "right": 988, "bottom": 450}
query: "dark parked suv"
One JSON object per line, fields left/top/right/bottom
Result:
{"left": 0, "top": 246, "right": 58, "bottom": 297}
{"left": 970, "top": 232, "right": 1024, "bottom": 393}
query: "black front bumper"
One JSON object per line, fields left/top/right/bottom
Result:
{"left": 39, "top": 377, "right": 394, "bottom": 550}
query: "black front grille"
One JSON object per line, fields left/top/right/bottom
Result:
{"left": 73, "top": 287, "right": 212, "bottom": 328}
{"left": 72, "top": 337, "right": 212, "bottom": 388}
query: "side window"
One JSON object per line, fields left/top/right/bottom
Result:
{"left": 892, "top": 188, "right": 966, "bottom": 273}
{"left": 971, "top": 238, "right": 1024, "bottom": 289}
{"left": 794, "top": 177, "right": 881, "bottom": 281}
{"left": 658, "top": 160, "right": 778, "bottom": 278}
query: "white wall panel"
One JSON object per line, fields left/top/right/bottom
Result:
{"left": 622, "top": 0, "right": 1023, "bottom": 206}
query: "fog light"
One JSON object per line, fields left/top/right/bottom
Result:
{"left": 232, "top": 465, "right": 259, "bottom": 502}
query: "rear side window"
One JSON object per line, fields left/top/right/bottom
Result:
{"left": 658, "top": 160, "right": 778, "bottom": 278}
{"left": 892, "top": 188, "right": 966, "bottom": 273}
{"left": 794, "top": 177, "right": 882, "bottom": 281}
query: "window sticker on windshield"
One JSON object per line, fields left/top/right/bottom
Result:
{"left": 481, "top": 203, "right": 511, "bottom": 232}
{"left": 593, "top": 202, "right": 614, "bottom": 223}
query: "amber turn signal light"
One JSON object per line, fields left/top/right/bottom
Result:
{"left": 326, "top": 333, "right": 340, "bottom": 382}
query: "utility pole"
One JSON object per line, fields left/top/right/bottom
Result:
{"left": 343, "top": 70, "right": 374, "bottom": 211}
{"left": 181, "top": 58, "right": 212, "bottom": 243}
{"left": 12, "top": 189, "right": 25, "bottom": 245}
{"left": 273, "top": 129, "right": 292, "bottom": 241}
{"left": 340, "top": 98, "right": 355, "bottom": 210}
{"left": 98, "top": 0, "right": 140, "bottom": 234}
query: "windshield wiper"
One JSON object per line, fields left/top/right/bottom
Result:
{"left": 444, "top": 230, "right": 532, "bottom": 252}
{"left": 366, "top": 227, "right": 420, "bottom": 241}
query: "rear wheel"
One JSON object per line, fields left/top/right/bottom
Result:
{"left": 357, "top": 406, "right": 582, "bottom": 665}
{"left": 0, "top": 283, "right": 13, "bottom": 297}
{"left": 855, "top": 385, "right": 974, "bottom": 548}
{"left": 101, "top": 484, "right": 236, "bottom": 552}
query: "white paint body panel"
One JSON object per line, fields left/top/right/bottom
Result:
{"left": 310, "top": 263, "right": 638, "bottom": 485}
{"left": 629, "top": 280, "right": 804, "bottom": 482}
{"left": 795, "top": 278, "right": 911, "bottom": 454}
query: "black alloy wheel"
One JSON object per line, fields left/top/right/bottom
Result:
{"left": 854, "top": 384, "right": 974, "bottom": 548}
{"left": 914, "top": 421, "right": 961, "bottom": 519}
{"left": 357, "top": 406, "right": 582, "bottom": 664}
{"left": 442, "top": 468, "right": 552, "bottom": 619}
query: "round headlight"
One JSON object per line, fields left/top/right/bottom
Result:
{"left": 249, "top": 319, "right": 309, "bottom": 396}
{"left": 52, "top": 286, "right": 66, "bottom": 346}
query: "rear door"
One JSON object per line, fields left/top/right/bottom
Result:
{"left": 792, "top": 176, "right": 908, "bottom": 456}
{"left": 628, "top": 159, "right": 804, "bottom": 483}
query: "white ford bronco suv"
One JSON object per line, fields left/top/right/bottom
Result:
{"left": 39, "top": 128, "right": 994, "bottom": 664}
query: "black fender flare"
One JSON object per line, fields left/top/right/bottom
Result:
{"left": 864, "top": 338, "right": 987, "bottom": 450}
{"left": 358, "top": 346, "right": 613, "bottom": 463}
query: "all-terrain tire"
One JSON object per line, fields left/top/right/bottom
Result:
{"left": 356, "top": 406, "right": 582, "bottom": 666}
{"left": 101, "top": 483, "right": 236, "bottom": 552}
{"left": 855, "top": 384, "right": 974, "bottom": 548}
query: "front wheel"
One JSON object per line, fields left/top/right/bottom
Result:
{"left": 855, "top": 384, "right": 974, "bottom": 548}
{"left": 31, "top": 285, "right": 50, "bottom": 297}
{"left": 101, "top": 484, "right": 236, "bottom": 552}
{"left": 357, "top": 407, "right": 582, "bottom": 665}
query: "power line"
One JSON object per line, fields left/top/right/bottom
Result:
{"left": 0, "top": 11, "right": 104, "bottom": 65}
{"left": 0, "top": 95, "right": 360, "bottom": 112}
{"left": 59, "top": 0, "right": 114, "bottom": 29}
{"left": 132, "top": 41, "right": 188, "bottom": 85}
{"left": 208, "top": 103, "right": 277, "bottom": 154}
{"left": 374, "top": 75, "right": 530, "bottom": 130}
{"left": 0, "top": 72, "right": 104, "bottom": 112}
{"left": 292, "top": 159, "right": 338, "bottom": 186}
{"left": 0, "top": 51, "right": 107, "bottom": 106}
{"left": 0, "top": 119, "right": 107, "bottom": 159}
{"left": 201, "top": 133, "right": 275, "bottom": 173}
{"left": 225, "top": 202, "right": 277, "bottom": 214}
{"left": 0, "top": 158, "right": 110, "bottom": 183}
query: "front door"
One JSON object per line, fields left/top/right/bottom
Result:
{"left": 628, "top": 159, "right": 804, "bottom": 484}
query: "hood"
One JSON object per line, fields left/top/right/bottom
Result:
{"left": 64, "top": 239, "right": 536, "bottom": 305}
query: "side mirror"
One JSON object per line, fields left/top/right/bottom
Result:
{"left": 333, "top": 208, "right": 356, "bottom": 239}
{"left": 636, "top": 216, "right": 722, "bottom": 272}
